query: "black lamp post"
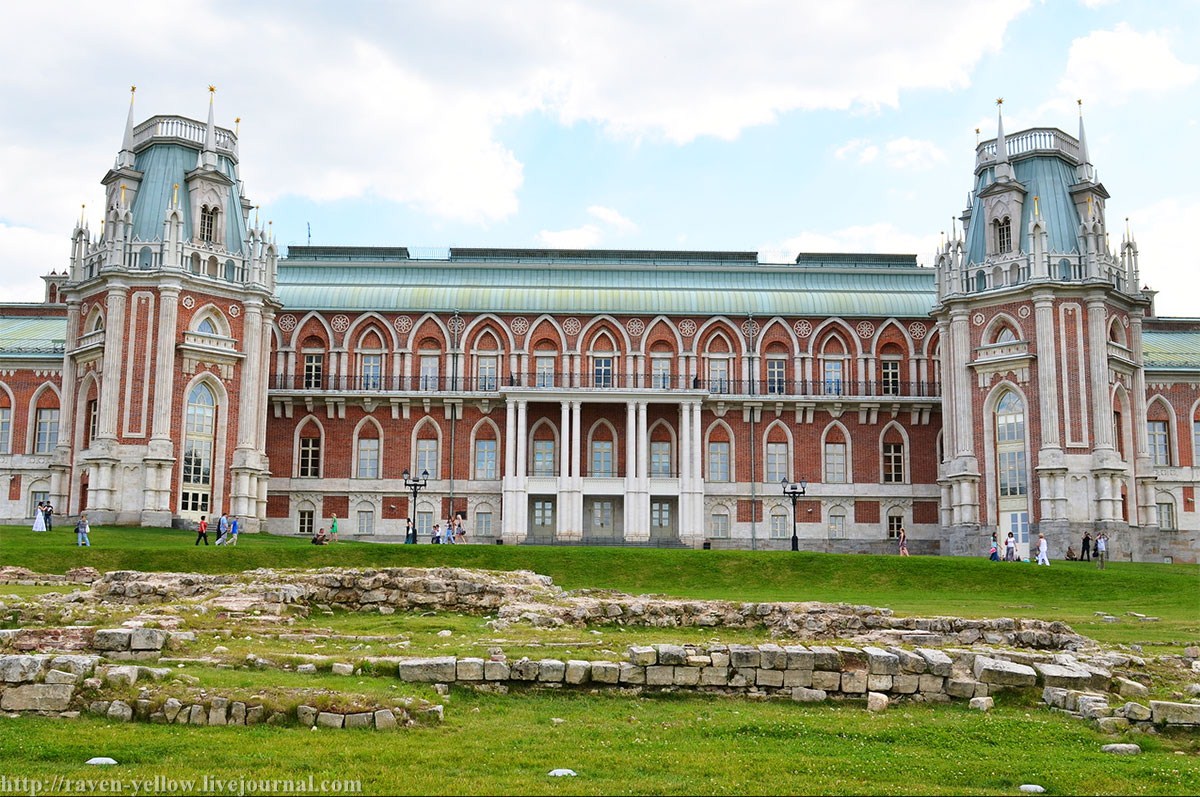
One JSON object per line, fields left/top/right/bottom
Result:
{"left": 780, "top": 477, "right": 807, "bottom": 552}
{"left": 403, "top": 468, "right": 429, "bottom": 544}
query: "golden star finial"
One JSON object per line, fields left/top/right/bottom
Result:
{"left": 996, "top": 97, "right": 1004, "bottom": 106}
{"left": 130, "top": 85, "right": 136, "bottom": 94}
{"left": 208, "top": 85, "right": 216, "bottom": 94}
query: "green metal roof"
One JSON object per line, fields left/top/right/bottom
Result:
{"left": 130, "top": 144, "right": 248, "bottom": 254}
{"left": 1143, "top": 329, "right": 1200, "bottom": 369}
{"left": 277, "top": 251, "right": 938, "bottom": 317}
{"left": 0, "top": 316, "right": 67, "bottom": 356}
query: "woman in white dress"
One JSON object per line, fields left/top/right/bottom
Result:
{"left": 31, "top": 502, "right": 47, "bottom": 532}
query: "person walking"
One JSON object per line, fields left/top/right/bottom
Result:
{"left": 1036, "top": 532, "right": 1050, "bottom": 566}
{"left": 1081, "top": 530, "right": 1092, "bottom": 562}
{"left": 454, "top": 517, "right": 466, "bottom": 544}
{"left": 898, "top": 527, "right": 910, "bottom": 556}
{"left": 443, "top": 519, "right": 456, "bottom": 544}
{"left": 330, "top": 513, "right": 338, "bottom": 543}
{"left": 215, "top": 512, "right": 229, "bottom": 544}
{"left": 988, "top": 532, "right": 1000, "bottom": 561}
{"left": 75, "top": 514, "right": 91, "bottom": 547}
{"left": 1095, "top": 532, "right": 1108, "bottom": 569}
{"left": 195, "top": 515, "right": 209, "bottom": 545}
{"left": 32, "top": 502, "right": 47, "bottom": 532}
{"left": 431, "top": 523, "right": 442, "bottom": 544}
{"left": 405, "top": 518, "right": 415, "bottom": 544}
{"left": 1004, "top": 532, "right": 1016, "bottom": 562}
{"left": 228, "top": 516, "right": 239, "bottom": 546}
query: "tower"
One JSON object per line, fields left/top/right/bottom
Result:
{"left": 56, "top": 88, "right": 279, "bottom": 526}
{"left": 932, "top": 101, "right": 1156, "bottom": 559}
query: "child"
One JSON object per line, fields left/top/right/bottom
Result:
{"left": 195, "top": 515, "right": 209, "bottom": 545}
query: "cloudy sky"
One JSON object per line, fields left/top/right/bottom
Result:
{"left": 0, "top": 1, "right": 1197, "bottom": 316}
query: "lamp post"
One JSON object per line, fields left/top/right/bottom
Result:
{"left": 403, "top": 468, "right": 429, "bottom": 544}
{"left": 780, "top": 477, "right": 807, "bottom": 552}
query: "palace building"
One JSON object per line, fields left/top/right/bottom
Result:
{"left": 1, "top": 94, "right": 1197, "bottom": 562}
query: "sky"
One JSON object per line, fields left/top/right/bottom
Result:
{"left": 0, "top": 0, "right": 1197, "bottom": 317}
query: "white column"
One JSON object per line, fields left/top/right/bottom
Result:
{"left": 571, "top": 401, "right": 582, "bottom": 478}
{"left": 559, "top": 401, "right": 570, "bottom": 480}
{"left": 97, "top": 284, "right": 129, "bottom": 439}
{"left": 624, "top": 402, "right": 636, "bottom": 482}
{"left": 516, "top": 400, "right": 529, "bottom": 535}
{"left": 503, "top": 399, "right": 517, "bottom": 534}
{"left": 1086, "top": 297, "right": 1114, "bottom": 450}
{"left": 680, "top": 402, "right": 691, "bottom": 492}
{"left": 692, "top": 402, "right": 704, "bottom": 534}
{"left": 1033, "top": 294, "right": 1061, "bottom": 448}
{"left": 637, "top": 401, "right": 649, "bottom": 479}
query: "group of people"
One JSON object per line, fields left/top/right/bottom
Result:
{"left": 31, "top": 501, "right": 54, "bottom": 532}
{"left": 312, "top": 513, "right": 339, "bottom": 545}
{"left": 1065, "top": 530, "right": 1109, "bottom": 568}
{"left": 986, "top": 529, "right": 1110, "bottom": 567}
{"left": 194, "top": 513, "right": 240, "bottom": 546}
{"left": 987, "top": 531, "right": 1020, "bottom": 562}
{"left": 432, "top": 517, "right": 466, "bottom": 544}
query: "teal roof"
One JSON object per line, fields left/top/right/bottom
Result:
{"left": 130, "top": 145, "right": 248, "bottom": 254}
{"left": 277, "top": 250, "right": 938, "bottom": 317}
{"left": 1143, "top": 329, "right": 1200, "bottom": 369}
{"left": 967, "top": 156, "right": 1082, "bottom": 265}
{"left": 0, "top": 316, "right": 67, "bottom": 357}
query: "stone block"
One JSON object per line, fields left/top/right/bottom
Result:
{"left": 297, "top": 705, "right": 318, "bottom": 726}
{"left": 811, "top": 671, "right": 841, "bottom": 691}
{"left": 1032, "top": 662, "right": 1091, "bottom": 689}
{"left": 331, "top": 662, "right": 354, "bottom": 676}
{"left": 973, "top": 656, "right": 1037, "bottom": 688}
{"left": 792, "top": 687, "right": 827, "bottom": 703}
{"left": 887, "top": 647, "right": 927, "bottom": 674}
{"left": 1041, "top": 687, "right": 1069, "bottom": 709}
{"left": 104, "top": 665, "right": 139, "bottom": 687}
{"left": 917, "top": 674, "right": 944, "bottom": 693}
{"left": 728, "top": 669, "right": 751, "bottom": 688}
{"left": 709, "top": 651, "right": 731, "bottom": 669}
{"left": 1094, "top": 717, "right": 1130, "bottom": 733}
{"left": 840, "top": 671, "right": 867, "bottom": 694}
{"left": 974, "top": 683, "right": 990, "bottom": 698}
{"left": 456, "top": 658, "right": 485, "bottom": 682}
{"left": 836, "top": 647, "right": 867, "bottom": 672}
{"left": 93, "top": 629, "right": 132, "bottom": 651}
{"left": 397, "top": 656, "right": 458, "bottom": 682}
{"left": 316, "top": 711, "right": 344, "bottom": 728}
{"left": 618, "top": 663, "right": 646, "bottom": 685}
{"left": 44, "top": 669, "right": 78, "bottom": 685}
{"left": 0, "top": 655, "right": 46, "bottom": 683}
{"left": 809, "top": 646, "right": 841, "bottom": 671}
{"left": 867, "top": 692, "right": 888, "bottom": 712}
{"left": 537, "top": 659, "right": 566, "bottom": 682}
{"left": 483, "top": 660, "right": 511, "bottom": 681}
{"left": 246, "top": 705, "right": 266, "bottom": 725}
{"left": 230, "top": 702, "right": 246, "bottom": 725}
{"left": 564, "top": 660, "right": 591, "bottom": 685}
{"left": 758, "top": 644, "right": 787, "bottom": 670}
{"left": 590, "top": 661, "right": 620, "bottom": 684}
{"left": 946, "top": 679, "right": 978, "bottom": 699}
{"left": 892, "top": 674, "right": 919, "bottom": 694}
{"left": 208, "top": 697, "right": 228, "bottom": 726}
{"left": 345, "top": 712, "right": 372, "bottom": 729}
{"left": 914, "top": 648, "right": 953, "bottom": 677}
{"left": 374, "top": 709, "right": 397, "bottom": 729}
{"left": 1150, "top": 700, "right": 1200, "bottom": 725}
{"left": 510, "top": 658, "right": 540, "bottom": 681}
{"left": 1077, "top": 696, "right": 1112, "bottom": 719}
{"left": 783, "top": 669, "right": 813, "bottom": 688}
{"left": 107, "top": 700, "right": 133, "bottom": 722}
{"left": 863, "top": 646, "right": 899, "bottom": 675}
{"left": 1120, "top": 702, "right": 1152, "bottom": 722}
{"left": 162, "top": 698, "right": 183, "bottom": 723}
{"left": 654, "top": 644, "right": 687, "bottom": 665}
{"left": 784, "top": 646, "right": 814, "bottom": 671}
{"left": 130, "top": 628, "right": 168, "bottom": 651}
{"left": 49, "top": 655, "right": 98, "bottom": 676}
{"left": 1, "top": 683, "right": 74, "bottom": 712}
{"left": 188, "top": 705, "right": 207, "bottom": 725}
{"left": 728, "top": 645, "right": 760, "bottom": 669}
{"left": 673, "top": 666, "right": 700, "bottom": 686}
{"left": 686, "top": 655, "right": 712, "bottom": 667}
{"left": 969, "top": 697, "right": 994, "bottom": 712}
{"left": 296, "top": 664, "right": 317, "bottom": 674}
{"left": 699, "top": 667, "right": 729, "bottom": 686}
{"left": 1114, "top": 676, "right": 1149, "bottom": 699}
{"left": 134, "top": 700, "right": 151, "bottom": 720}
{"left": 645, "top": 665, "right": 674, "bottom": 686}
{"left": 867, "top": 674, "right": 893, "bottom": 693}
{"left": 756, "top": 669, "right": 784, "bottom": 688}
{"left": 628, "top": 646, "right": 657, "bottom": 666}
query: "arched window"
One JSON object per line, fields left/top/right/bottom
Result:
{"left": 709, "top": 506, "right": 731, "bottom": 538}
{"left": 994, "top": 217, "right": 1012, "bottom": 254}
{"left": 355, "top": 424, "right": 381, "bottom": 479}
{"left": 975, "top": 270, "right": 987, "bottom": 292}
{"left": 181, "top": 383, "right": 216, "bottom": 515}
{"left": 197, "top": 317, "right": 218, "bottom": 335}
{"left": 297, "top": 420, "right": 323, "bottom": 478}
{"left": 994, "top": 326, "right": 1017, "bottom": 344}
{"left": 994, "top": 390, "right": 1030, "bottom": 552}
{"left": 200, "top": 205, "right": 219, "bottom": 243}
{"left": 828, "top": 507, "right": 847, "bottom": 539}
{"left": 770, "top": 506, "right": 789, "bottom": 539}
{"left": 820, "top": 336, "right": 846, "bottom": 396}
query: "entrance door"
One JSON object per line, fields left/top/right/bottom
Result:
{"left": 1002, "top": 511, "right": 1030, "bottom": 561}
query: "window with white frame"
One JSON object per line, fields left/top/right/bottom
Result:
{"left": 828, "top": 508, "right": 847, "bottom": 539}
{"left": 592, "top": 355, "right": 614, "bottom": 388}
{"left": 824, "top": 441, "right": 847, "bottom": 483}
{"left": 1194, "top": 419, "right": 1200, "bottom": 463}
{"left": 651, "top": 357, "right": 672, "bottom": 389}
{"left": 419, "top": 355, "right": 440, "bottom": 391}
{"left": 34, "top": 408, "right": 59, "bottom": 453}
{"left": 181, "top": 384, "right": 215, "bottom": 513}
{"left": 200, "top": 205, "right": 218, "bottom": 243}
{"left": 417, "top": 510, "right": 433, "bottom": 537}
{"left": 475, "top": 439, "right": 498, "bottom": 479}
{"left": 765, "top": 442, "right": 788, "bottom": 483}
{"left": 303, "top": 353, "right": 324, "bottom": 390}
{"left": 298, "top": 435, "right": 321, "bottom": 478}
{"left": 533, "top": 500, "right": 554, "bottom": 528}
{"left": 708, "top": 441, "right": 730, "bottom": 482}
{"left": 197, "top": 317, "right": 218, "bottom": 335}
{"left": 651, "top": 501, "right": 671, "bottom": 528}
{"left": 710, "top": 509, "right": 730, "bottom": 538}
{"left": 477, "top": 355, "right": 498, "bottom": 391}
{"left": 1158, "top": 498, "right": 1176, "bottom": 531}
{"left": 0, "top": 406, "right": 10, "bottom": 454}
{"left": 881, "top": 359, "right": 901, "bottom": 396}
{"left": 822, "top": 358, "right": 844, "bottom": 396}
{"left": 475, "top": 509, "right": 493, "bottom": 537}
{"left": 357, "top": 509, "right": 375, "bottom": 535}
{"left": 416, "top": 438, "right": 439, "bottom": 478}
{"left": 591, "top": 500, "right": 614, "bottom": 529}
{"left": 356, "top": 436, "right": 380, "bottom": 479}
{"left": 86, "top": 399, "right": 98, "bottom": 446}
{"left": 770, "top": 507, "right": 789, "bottom": 539}
{"left": 532, "top": 440, "right": 556, "bottom": 476}
{"left": 298, "top": 509, "right": 314, "bottom": 536}
{"left": 708, "top": 358, "right": 729, "bottom": 394}
{"left": 535, "top": 355, "right": 556, "bottom": 388}
{"left": 766, "top": 357, "right": 786, "bottom": 395}
{"left": 887, "top": 511, "right": 904, "bottom": 539}
{"left": 591, "top": 440, "right": 614, "bottom": 477}
{"left": 882, "top": 442, "right": 905, "bottom": 483}
{"left": 1148, "top": 420, "right": 1170, "bottom": 466}
{"left": 997, "top": 450, "right": 1027, "bottom": 496}
{"left": 361, "top": 353, "right": 382, "bottom": 390}
{"left": 650, "top": 441, "right": 672, "bottom": 477}
{"left": 995, "top": 216, "right": 1012, "bottom": 254}
{"left": 30, "top": 490, "right": 49, "bottom": 517}
{"left": 996, "top": 394, "right": 1025, "bottom": 441}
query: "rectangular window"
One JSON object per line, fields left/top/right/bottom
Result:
{"left": 828, "top": 513, "right": 846, "bottom": 539}
{"left": 591, "top": 500, "right": 614, "bottom": 529}
{"left": 533, "top": 500, "right": 554, "bottom": 527}
{"left": 357, "top": 510, "right": 374, "bottom": 535}
{"left": 1193, "top": 420, "right": 1200, "bottom": 464}
{"left": 0, "top": 407, "right": 10, "bottom": 454}
{"left": 475, "top": 439, "right": 498, "bottom": 479}
{"left": 535, "top": 355, "right": 556, "bottom": 388}
{"left": 770, "top": 512, "right": 789, "bottom": 539}
{"left": 475, "top": 511, "right": 493, "bottom": 536}
{"left": 419, "top": 355, "right": 440, "bottom": 391}
{"left": 298, "top": 437, "right": 321, "bottom": 478}
{"left": 882, "top": 442, "right": 905, "bottom": 483}
{"left": 532, "top": 440, "right": 556, "bottom": 477}
{"left": 651, "top": 501, "right": 671, "bottom": 528}
{"left": 298, "top": 509, "right": 314, "bottom": 536}
{"left": 766, "top": 358, "right": 786, "bottom": 395}
{"left": 1009, "top": 511, "right": 1030, "bottom": 546}
{"left": 477, "top": 356, "right": 498, "bottom": 391}
{"left": 997, "top": 409, "right": 1024, "bottom": 442}
{"left": 997, "top": 219, "right": 1012, "bottom": 254}
{"left": 357, "top": 437, "right": 380, "bottom": 479}
{"left": 1158, "top": 501, "right": 1176, "bottom": 531}
{"left": 651, "top": 357, "right": 672, "bottom": 389}
{"left": 824, "top": 442, "right": 847, "bottom": 484}
{"left": 183, "top": 439, "right": 213, "bottom": 485}
{"left": 87, "top": 399, "right": 99, "bottom": 445}
{"left": 887, "top": 514, "right": 904, "bottom": 539}
{"left": 707, "top": 441, "right": 730, "bottom": 482}
{"left": 765, "top": 442, "right": 788, "bottom": 483}
{"left": 417, "top": 511, "right": 433, "bottom": 537}
{"left": 710, "top": 512, "right": 730, "bottom": 538}
{"left": 360, "top": 354, "right": 382, "bottom": 390}
{"left": 823, "top": 359, "right": 844, "bottom": 396}
{"left": 997, "top": 450, "right": 1028, "bottom": 496}
{"left": 303, "top": 353, "right": 324, "bottom": 390}
{"left": 593, "top": 356, "right": 613, "bottom": 388}
{"left": 591, "top": 440, "right": 614, "bottom": 477}
{"left": 650, "top": 441, "right": 671, "bottom": 477}
{"left": 30, "top": 490, "right": 49, "bottom": 517}
{"left": 881, "top": 360, "right": 901, "bottom": 396}
{"left": 416, "top": 439, "right": 439, "bottom": 478}
{"left": 34, "top": 408, "right": 59, "bottom": 454}
{"left": 1148, "top": 420, "right": 1170, "bottom": 466}
{"left": 180, "top": 490, "right": 210, "bottom": 513}
{"left": 708, "top": 358, "right": 729, "bottom": 394}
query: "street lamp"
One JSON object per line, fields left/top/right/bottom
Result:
{"left": 403, "top": 468, "right": 429, "bottom": 544}
{"left": 781, "top": 477, "right": 808, "bottom": 552}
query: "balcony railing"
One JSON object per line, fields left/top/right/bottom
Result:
{"left": 270, "top": 373, "right": 941, "bottom": 398}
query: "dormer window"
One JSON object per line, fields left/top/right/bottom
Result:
{"left": 994, "top": 217, "right": 1012, "bottom": 254}
{"left": 200, "top": 205, "right": 219, "bottom": 243}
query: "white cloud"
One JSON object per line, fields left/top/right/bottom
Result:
{"left": 1058, "top": 24, "right": 1200, "bottom": 104}
{"left": 1126, "top": 196, "right": 1200, "bottom": 318}
{"left": 535, "top": 224, "right": 602, "bottom": 249}
{"left": 760, "top": 223, "right": 941, "bottom": 267}
{"left": 0, "top": 224, "right": 67, "bottom": 302}
{"left": 587, "top": 205, "right": 637, "bottom": 233}
{"left": 835, "top": 139, "right": 879, "bottom": 164}
{"left": 884, "top": 138, "right": 946, "bottom": 170}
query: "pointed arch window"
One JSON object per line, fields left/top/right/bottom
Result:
{"left": 0, "top": 404, "right": 9, "bottom": 454}
{"left": 200, "top": 205, "right": 219, "bottom": 243}
{"left": 1147, "top": 420, "right": 1170, "bottom": 466}
{"left": 995, "top": 391, "right": 1028, "bottom": 499}
{"left": 34, "top": 408, "right": 60, "bottom": 454}
{"left": 298, "top": 424, "right": 323, "bottom": 478}
{"left": 197, "top": 317, "right": 218, "bottom": 335}
{"left": 994, "top": 217, "right": 1012, "bottom": 254}
{"left": 181, "top": 383, "right": 215, "bottom": 514}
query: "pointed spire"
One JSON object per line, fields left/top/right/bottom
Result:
{"left": 198, "top": 85, "right": 219, "bottom": 170}
{"left": 1076, "top": 99, "right": 1095, "bottom": 183}
{"left": 993, "top": 98, "right": 1013, "bottom": 181}
{"left": 116, "top": 86, "right": 137, "bottom": 170}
